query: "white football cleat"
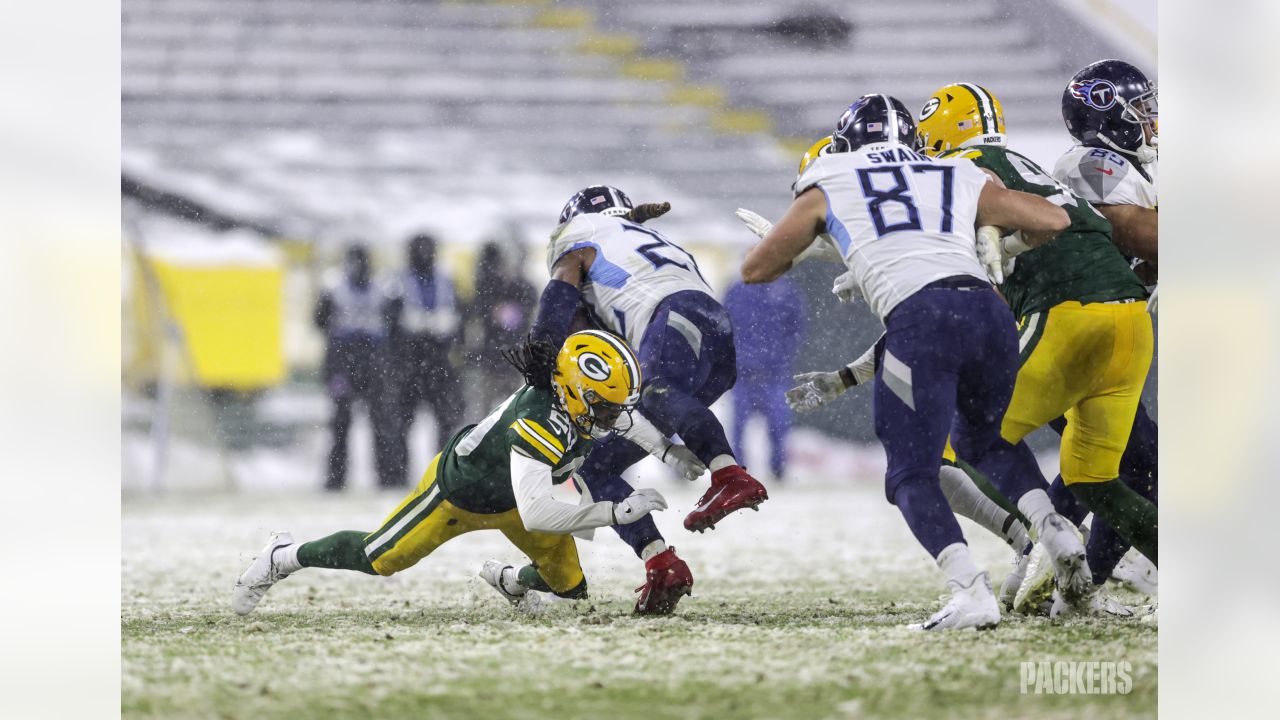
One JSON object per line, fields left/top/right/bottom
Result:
{"left": 999, "top": 549, "right": 1032, "bottom": 612}
{"left": 1140, "top": 603, "right": 1158, "bottom": 625}
{"left": 232, "top": 531, "right": 294, "bottom": 616}
{"left": 1015, "top": 514, "right": 1091, "bottom": 613}
{"left": 1111, "top": 549, "right": 1158, "bottom": 596}
{"left": 1049, "top": 585, "right": 1136, "bottom": 619}
{"left": 479, "top": 560, "right": 527, "bottom": 606}
{"left": 912, "top": 571, "right": 1001, "bottom": 631}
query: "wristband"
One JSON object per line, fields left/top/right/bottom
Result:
{"left": 838, "top": 366, "right": 857, "bottom": 388}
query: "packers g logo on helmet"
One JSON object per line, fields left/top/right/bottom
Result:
{"left": 553, "top": 330, "right": 641, "bottom": 438}
{"left": 915, "top": 83, "right": 1006, "bottom": 156}
{"left": 576, "top": 352, "right": 612, "bottom": 381}
{"left": 792, "top": 135, "right": 833, "bottom": 195}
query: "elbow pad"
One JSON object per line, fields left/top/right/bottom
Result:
{"left": 531, "top": 279, "right": 583, "bottom": 347}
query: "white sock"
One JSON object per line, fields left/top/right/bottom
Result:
{"left": 1016, "top": 489, "right": 1056, "bottom": 538}
{"left": 640, "top": 540, "right": 667, "bottom": 561}
{"left": 273, "top": 544, "right": 302, "bottom": 575}
{"left": 935, "top": 542, "right": 981, "bottom": 587}
{"left": 709, "top": 454, "right": 736, "bottom": 472}
{"left": 500, "top": 567, "right": 528, "bottom": 596}
{"left": 938, "top": 465, "right": 1015, "bottom": 543}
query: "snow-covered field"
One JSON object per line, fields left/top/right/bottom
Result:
{"left": 122, "top": 473, "right": 1156, "bottom": 719}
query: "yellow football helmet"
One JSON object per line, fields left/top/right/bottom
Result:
{"left": 554, "top": 330, "right": 642, "bottom": 437}
{"left": 915, "top": 83, "right": 1007, "bottom": 156}
{"left": 792, "top": 135, "right": 833, "bottom": 194}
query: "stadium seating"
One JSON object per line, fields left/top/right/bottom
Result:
{"left": 122, "top": 0, "right": 1110, "bottom": 243}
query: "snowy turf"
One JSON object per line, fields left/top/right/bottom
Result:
{"left": 122, "top": 478, "right": 1156, "bottom": 719}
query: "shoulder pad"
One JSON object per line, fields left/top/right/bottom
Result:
{"left": 547, "top": 215, "right": 600, "bottom": 271}
{"left": 1074, "top": 147, "right": 1134, "bottom": 204}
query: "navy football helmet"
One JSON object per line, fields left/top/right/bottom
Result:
{"left": 1062, "top": 59, "right": 1158, "bottom": 163}
{"left": 830, "top": 94, "right": 916, "bottom": 153}
{"left": 558, "top": 185, "right": 634, "bottom": 224}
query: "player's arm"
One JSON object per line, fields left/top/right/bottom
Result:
{"left": 531, "top": 247, "right": 596, "bottom": 346}
{"left": 741, "top": 188, "right": 827, "bottom": 283}
{"left": 975, "top": 182, "right": 1070, "bottom": 247}
{"left": 785, "top": 334, "right": 885, "bottom": 412}
{"left": 621, "top": 411, "right": 707, "bottom": 481}
{"left": 1096, "top": 203, "right": 1158, "bottom": 263}
{"left": 509, "top": 447, "right": 666, "bottom": 533}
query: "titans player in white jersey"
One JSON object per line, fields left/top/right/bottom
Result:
{"left": 1037, "top": 59, "right": 1160, "bottom": 612}
{"left": 530, "top": 187, "right": 769, "bottom": 614}
{"left": 741, "top": 94, "right": 1074, "bottom": 630}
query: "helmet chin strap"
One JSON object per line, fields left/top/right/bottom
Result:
{"left": 1098, "top": 131, "right": 1157, "bottom": 165}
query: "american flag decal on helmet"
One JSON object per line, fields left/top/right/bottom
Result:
{"left": 591, "top": 196, "right": 607, "bottom": 205}
{"left": 866, "top": 122, "right": 883, "bottom": 132}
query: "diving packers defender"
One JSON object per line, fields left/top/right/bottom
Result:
{"left": 232, "top": 331, "right": 696, "bottom": 616}
{"left": 916, "top": 82, "right": 1158, "bottom": 613}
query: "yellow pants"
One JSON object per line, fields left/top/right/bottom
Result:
{"left": 1001, "top": 300, "right": 1153, "bottom": 484}
{"left": 362, "top": 453, "right": 585, "bottom": 593}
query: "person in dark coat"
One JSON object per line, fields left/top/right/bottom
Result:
{"left": 467, "top": 241, "right": 537, "bottom": 414}
{"left": 723, "top": 276, "right": 808, "bottom": 481}
{"left": 315, "top": 244, "right": 400, "bottom": 490}
{"left": 386, "top": 233, "right": 463, "bottom": 486}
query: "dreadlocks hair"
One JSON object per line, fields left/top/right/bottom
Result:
{"left": 503, "top": 335, "right": 559, "bottom": 392}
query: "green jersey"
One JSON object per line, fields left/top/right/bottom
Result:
{"left": 941, "top": 146, "right": 1146, "bottom": 319}
{"left": 435, "top": 385, "right": 593, "bottom": 514}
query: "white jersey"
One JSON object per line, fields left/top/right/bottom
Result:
{"left": 1053, "top": 145, "right": 1157, "bottom": 209}
{"left": 546, "top": 213, "right": 712, "bottom": 349}
{"left": 795, "top": 143, "right": 991, "bottom": 321}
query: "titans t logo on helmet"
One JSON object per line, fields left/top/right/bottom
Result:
{"left": 1070, "top": 79, "right": 1118, "bottom": 110}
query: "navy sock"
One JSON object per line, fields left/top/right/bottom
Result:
{"left": 1048, "top": 474, "right": 1090, "bottom": 525}
{"left": 973, "top": 439, "right": 1049, "bottom": 504}
{"left": 641, "top": 380, "right": 733, "bottom": 463}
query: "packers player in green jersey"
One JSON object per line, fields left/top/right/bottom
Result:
{"left": 232, "top": 330, "right": 701, "bottom": 615}
{"left": 917, "top": 83, "right": 1157, "bottom": 613}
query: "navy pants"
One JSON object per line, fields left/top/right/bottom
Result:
{"left": 875, "top": 279, "right": 1019, "bottom": 558}
{"left": 731, "top": 370, "right": 793, "bottom": 478}
{"left": 580, "top": 291, "right": 739, "bottom": 557}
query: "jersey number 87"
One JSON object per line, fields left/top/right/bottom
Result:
{"left": 856, "top": 164, "right": 955, "bottom": 238}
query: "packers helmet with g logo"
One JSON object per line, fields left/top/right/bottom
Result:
{"left": 792, "top": 135, "right": 833, "bottom": 195}
{"left": 915, "top": 83, "right": 1006, "bottom": 156}
{"left": 554, "top": 330, "right": 642, "bottom": 438}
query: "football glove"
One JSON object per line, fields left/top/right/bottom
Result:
{"left": 612, "top": 488, "right": 668, "bottom": 525}
{"left": 976, "top": 225, "right": 1005, "bottom": 285}
{"left": 786, "top": 371, "right": 847, "bottom": 412}
{"left": 626, "top": 202, "right": 671, "bottom": 224}
{"left": 831, "top": 270, "right": 861, "bottom": 303}
{"left": 661, "top": 444, "right": 707, "bottom": 482}
{"left": 734, "top": 207, "right": 773, "bottom": 239}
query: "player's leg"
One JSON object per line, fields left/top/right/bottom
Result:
{"left": 233, "top": 455, "right": 467, "bottom": 614}
{"left": 575, "top": 436, "right": 695, "bottom": 613}
{"left": 1060, "top": 303, "right": 1158, "bottom": 566}
{"left": 875, "top": 287, "right": 999, "bottom": 630}
{"left": 638, "top": 294, "right": 766, "bottom": 531}
{"left": 496, "top": 521, "right": 589, "bottom": 601}
{"left": 1084, "top": 403, "right": 1159, "bottom": 586}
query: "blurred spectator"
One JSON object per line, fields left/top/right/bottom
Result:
{"left": 724, "top": 277, "right": 808, "bottom": 481}
{"left": 386, "top": 233, "right": 463, "bottom": 484}
{"left": 315, "top": 244, "right": 400, "bottom": 491}
{"left": 466, "top": 240, "right": 537, "bottom": 415}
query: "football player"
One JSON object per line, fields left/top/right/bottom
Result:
{"left": 917, "top": 81, "right": 1157, "bottom": 615}
{"left": 231, "top": 331, "right": 694, "bottom": 615}
{"left": 1046, "top": 60, "right": 1160, "bottom": 610}
{"left": 530, "top": 186, "right": 768, "bottom": 612}
{"left": 740, "top": 94, "right": 1074, "bottom": 630}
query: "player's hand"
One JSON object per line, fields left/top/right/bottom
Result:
{"left": 661, "top": 444, "right": 706, "bottom": 482}
{"left": 831, "top": 271, "right": 861, "bottom": 303}
{"left": 786, "top": 371, "right": 848, "bottom": 412}
{"left": 976, "top": 225, "right": 1005, "bottom": 285}
{"left": 627, "top": 202, "right": 671, "bottom": 224}
{"left": 613, "top": 489, "right": 668, "bottom": 525}
{"left": 734, "top": 208, "right": 773, "bottom": 239}
{"left": 1146, "top": 285, "right": 1158, "bottom": 314}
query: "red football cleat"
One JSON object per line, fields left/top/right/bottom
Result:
{"left": 634, "top": 547, "right": 694, "bottom": 615}
{"left": 683, "top": 465, "right": 768, "bottom": 533}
